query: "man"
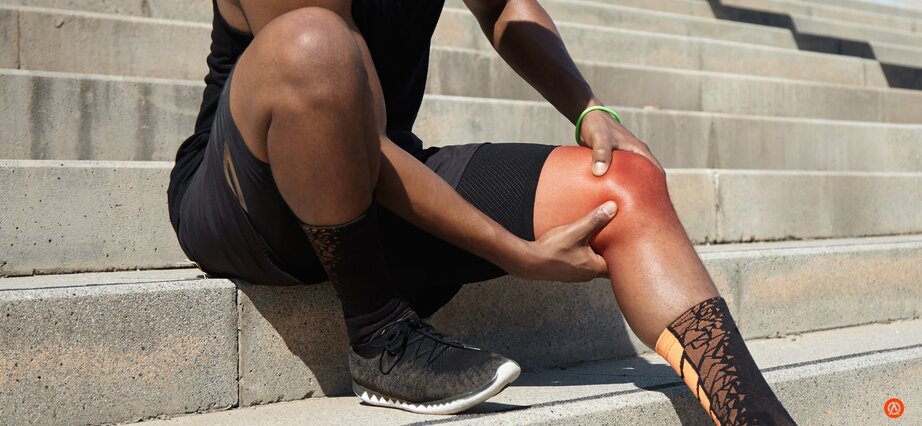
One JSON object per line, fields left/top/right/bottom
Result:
{"left": 168, "top": 0, "right": 795, "bottom": 423}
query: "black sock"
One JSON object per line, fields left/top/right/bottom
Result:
{"left": 300, "top": 205, "right": 406, "bottom": 345}
{"left": 656, "top": 297, "right": 796, "bottom": 425}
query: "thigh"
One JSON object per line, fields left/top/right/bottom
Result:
{"left": 177, "top": 73, "right": 324, "bottom": 285}
{"left": 383, "top": 142, "right": 556, "bottom": 317}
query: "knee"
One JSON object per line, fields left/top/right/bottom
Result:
{"left": 604, "top": 151, "right": 669, "bottom": 211}
{"left": 257, "top": 8, "right": 363, "bottom": 96}
{"left": 588, "top": 152, "right": 673, "bottom": 248}
{"left": 535, "top": 147, "right": 673, "bottom": 243}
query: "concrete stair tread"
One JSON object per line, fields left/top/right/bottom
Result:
{"left": 141, "top": 319, "right": 922, "bottom": 425}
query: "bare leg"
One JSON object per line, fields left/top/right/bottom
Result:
{"left": 534, "top": 147, "right": 794, "bottom": 425}
{"left": 221, "top": 8, "right": 521, "bottom": 413}
{"left": 535, "top": 147, "right": 717, "bottom": 347}
{"left": 230, "top": 8, "right": 385, "bottom": 227}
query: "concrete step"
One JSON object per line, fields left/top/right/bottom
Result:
{"left": 3, "top": 5, "right": 891, "bottom": 89}
{"left": 9, "top": 0, "right": 785, "bottom": 51}
{"left": 555, "top": 0, "right": 716, "bottom": 17}
{"left": 436, "top": 8, "right": 887, "bottom": 88}
{"left": 2, "top": 260, "right": 916, "bottom": 426}
{"left": 724, "top": 0, "right": 922, "bottom": 33}
{"left": 143, "top": 319, "right": 922, "bottom": 425}
{"left": 3, "top": 158, "right": 922, "bottom": 276}
{"left": 803, "top": 0, "right": 922, "bottom": 20}
{"left": 788, "top": 13, "right": 922, "bottom": 51}
{"left": 6, "top": 71, "right": 922, "bottom": 172}
{"left": 719, "top": 0, "right": 922, "bottom": 48}
{"left": 428, "top": 48, "right": 922, "bottom": 123}
{"left": 704, "top": 0, "right": 922, "bottom": 71}
{"left": 442, "top": 0, "right": 797, "bottom": 49}
{"left": 0, "top": 0, "right": 212, "bottom": 22}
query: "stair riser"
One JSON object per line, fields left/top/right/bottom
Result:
{"left": 0, "top": 278, "right": 237, "bottom": 426}
{"left": 0, "top": 72, "right": 200, "bottom": 162}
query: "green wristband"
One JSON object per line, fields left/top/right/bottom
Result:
{"left": 575, "top": 106, "right": 622, "bottom": 146}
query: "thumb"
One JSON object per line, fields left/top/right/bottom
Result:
{"left": 571, "top": 201, "right": 617, "bottom": 244}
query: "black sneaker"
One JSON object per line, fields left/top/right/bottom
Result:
{"left": 349, "top": 311, "right": 520, "bottom": 415}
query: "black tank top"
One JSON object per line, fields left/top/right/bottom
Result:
{"left": 167, "top": 0, "right": 446, "bottom": 231}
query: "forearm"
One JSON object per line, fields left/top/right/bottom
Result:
{"left": 375, "top": 139, "right": 529, "bottom": 273}
{"left": 467, "top": 0, "right": 600, "bottom": 122}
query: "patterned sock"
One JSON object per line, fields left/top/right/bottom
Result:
{"left": 300, "top": 205, "right": 405, "bottom": 345}
{"left": 656, "top": 297, "right": 796, "bottom": 425}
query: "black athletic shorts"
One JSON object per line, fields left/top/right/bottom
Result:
{"left": 175, "top": 76, "right": 555, "bottom": 317}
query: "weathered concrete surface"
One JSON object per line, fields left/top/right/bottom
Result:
{"left": 528, "top": 0, "right": 796, "bottom": 48}
{"left": 0, "top": 8, "right": 18, "bottom": 69}
{"left": 0, "top": 160, "right": 191, "bottom": 277}
{"left": 142, "top": 319, "right": 922, "bottom": 425}
{"left": 716, "top": 170, "right": 922, "bottom": 241}
{"left": 12, "top": 5, "right": 210, "bottom": 80}
{"left": 0, "top": 70, "right": 199, "bottom": 161}
{"left": 236, "top": 281, "right": 352, "bottom": 406}
{"left": 0, "top": 0, "right": 213, "bottom": 22}
{"left": 0, "top": 272, "right": 237, "bottom": 426}
{"left": 700, "top": 237, "right": 922, "bottom": 338}
{"left": 426, "top": 48, "right": 922, "bottom": 123}
{"left": 805, "top": 0, "right": 922, "bottom": 19}
{"left": 866, "top": 39, "right": 922, "bottom": 69}
{"left": 725, "top": 0, "right": 922, "bottom": 32}
{"left": 791, "top": 13, "right": 922, "bottom": 48}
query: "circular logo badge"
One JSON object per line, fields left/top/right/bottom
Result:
{"left": 885, "top": 398, "right": 904, "bottom": 419}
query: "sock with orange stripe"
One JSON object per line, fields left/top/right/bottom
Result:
{"left": 655, "top": 297, "right": 796, "bottom": 425}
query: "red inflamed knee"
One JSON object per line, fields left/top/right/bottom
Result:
{"left": 534, "top": 146, "right": 676, "bottom": 252}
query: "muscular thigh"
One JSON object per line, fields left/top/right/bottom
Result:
{"left": 225, "top": 3, "right": 387, "bottom": 164}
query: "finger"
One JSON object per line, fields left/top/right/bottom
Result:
{"left": 592, "top": 143, "right": 613, "bottom": 177}
{"left": 588, "top": 251, "right": 609, "bottom": 279}
{"left": 569, "top": 201, "right": 618, "bottom": 244}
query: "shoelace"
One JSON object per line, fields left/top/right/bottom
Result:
{"left": 369, "top": 317, "right": 470, "bottom": 375}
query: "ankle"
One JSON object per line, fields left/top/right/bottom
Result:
{"left": 344, "top": 298, "right": 413, "bottom": 346}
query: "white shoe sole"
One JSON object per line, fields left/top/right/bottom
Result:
{"left": 352, "top": 360, "right": 521, "bottom": 415}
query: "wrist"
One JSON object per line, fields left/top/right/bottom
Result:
{"left": 576, "top": 105, "right": 623, "bottom": 146}
{"left": 492, "top": 234, "right": 534, "bottom": 277}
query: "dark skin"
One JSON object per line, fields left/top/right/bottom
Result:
{"left": 219, "top": 0, "right": 716, "bottom": 346}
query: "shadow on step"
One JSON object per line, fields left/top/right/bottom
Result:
{"left": 236, "top": 277, "right": 699, "bottom": 422}
{"left": 706, "top": 0, "right": 922, "bottom": 90}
